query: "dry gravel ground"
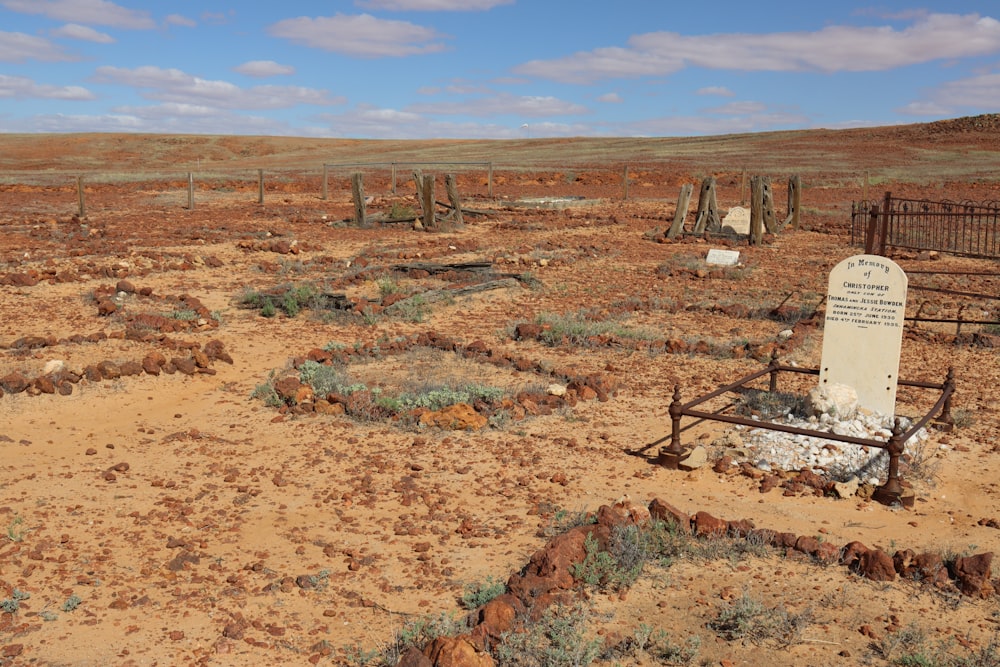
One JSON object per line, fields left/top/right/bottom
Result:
{"left": 0, "top": 121, "right": 999, "bottom": 666}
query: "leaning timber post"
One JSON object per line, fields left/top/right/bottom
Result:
{"left": 666, "top": 183, "right": 693, "bottom": 239}
{"left": 258, "top": 169, "right": 264, "bottom": 205}
{"left": 351, "top": 172, "right": 366, "bottom": 226}
{"left": 762, "top": 177, "right": 777, "bottom": 233}
{"left": 488, "top": 162, "right": 494, "bottom": 199}
{"left": 658, "top": 385, "right": 686, "bottom": 469}
{"left": 693, "top": 176, "right": 719, "bottom": 233}
{"left": 391, "top": 162, "right": 397, "bottom": 195}
{"left": 873, "top": 419, "right": 907, "bottom": 506}
{"left": 622, "top": 163, "right": 630, "bottom": 201}
{"left": 787, "top": 174, "right": 801, "bottom": 229}
{"left": 321, "top": 164, "right": 328, "bottom": 200}
{"left": 77, "top": 175, "right": 86, "bottom": 218}
{"left": 445, "top": 174, "right": 463, "bottom": 225}
{"left": 421, "top": 173, "right": 435, "bottom": 230}
{"left": 187, "top": 172, "right": 194, "bottom": 210}
{"left": 749, "top": 176, "right": 764, "bottom": 245}
{"left": 412, "top": 169, "right": 424, "bottom": 200}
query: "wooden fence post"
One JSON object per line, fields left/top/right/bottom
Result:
{"left": 421, "top": 174, "right": 435, "bottom": 230}
{"left": 445, "top": 174, "right": 463, "bottom": 226}
{"left": 666, "top": 183, "right": 694, "bottom": 239}
{"left": 187, "top": 172, "right": 194, "bottom": 210}
{"left": 391, "top": 162, "right": 397, "bottom": 195}
{"left": 321, "top": 164, "right": 328, "bottom": 200}
{"left": 623, "top": 163, "right": 630, "bottom": 201}
{"left": 739, "top": 167, "right": 747, "bottom": 205}
{"left": 762, "top": 177, "right": 777, "bottom": 233}
{"left": 77, "top": 176, "right": 86, "bottom": 218}
{"left": 786, "top": 174, "right": 801, "bottom": 229}
{"left": 351, "top": 172, "right": 367, "bottom": 226}
{"left": 258, "top": 169, "right": 264, "bottom": 205}
{"left": 692, "top": 176, "right": 720, "bottom": 233}
{"left": 749, "top": 176, "right": 764, "bottom": 245}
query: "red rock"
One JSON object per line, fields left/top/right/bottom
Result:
{"left": 840, "top": 541, "right": 870, "bottom": 568}
{"left": 203, "top": 340, "right": 233, "bottom": 363}
{"left": 142, "top": 352, "right": 166, "bottom": 375}
{"left": 172, "top": 358, "right": 197, "bottom": 375}
{"left": 692, "top": 511, "right": 727, "bottom": 537}
{"left": 0, "top": 372, "right": 29, "bottom": 394}
{"left": 794, "top": 535, "right": 821, "bottom": 557}
{"left": 647, "top": 499, "right": 690, "bottom": 531}
{"left": 97, "top": 299, "right": 117, "bottom": 316}
{"left": 513, "top": 323, "right": 543, "bottom": 341}
{"left": 951, "top": 553, "right": 994, "bottom": 598}
{"left": 96, "top": 361, "right": 121, "bottom": 379}
{"left": 914, "top": 552, "right": 949, "bottom": 586}
{"left": 856, "top": 549, "right": 896, "bottom": 582}
{"left": 119, "top": 361, "right": 143, "bottom": 376}
{"left": 34, "top": 376, "right": 56, "bottom": 394}
{"left": 423, "top": 635, "right": 494, "bottom": 667}
{"left": 418, "top": 403, "right": 487, "bottom": 431}
{"left": 397, "top": 646, "right": 433, "bottom": 667}
{"left": 115, "top": 279, "right": 136, "bottom": 293}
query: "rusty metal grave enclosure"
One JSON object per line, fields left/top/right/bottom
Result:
{"left": 659, "top": 356, "right": 955, "bottom": 507}
{"left": 851, "top": 192, "right": 1000, "bottom": 259}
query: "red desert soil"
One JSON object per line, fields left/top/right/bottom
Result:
{"left": 1, "top": 117, "right": 999, "bottom": 666}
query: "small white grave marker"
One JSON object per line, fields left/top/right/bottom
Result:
{"left": 819, "top": 254, "right": 907, "bottom": 417}
{"left": 722, "top": 206, "right": 750, "bottom": 234}
{"left": 705, "top": 249, "right": 740, "bottom": 266}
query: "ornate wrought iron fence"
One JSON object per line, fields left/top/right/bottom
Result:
{"left": 851, "top": 192, "right": 1000, "bottom": 259}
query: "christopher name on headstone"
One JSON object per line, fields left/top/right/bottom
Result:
{"left": 819, "top": 254, "right": 908, "bottom": 417}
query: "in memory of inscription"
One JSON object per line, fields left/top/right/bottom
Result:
{"left": 819, "top": 254, "right": 907, "bottom": 417}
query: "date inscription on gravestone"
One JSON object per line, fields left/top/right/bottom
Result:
{"left": 819, "top": 254, "right": 907, "bottom": 417}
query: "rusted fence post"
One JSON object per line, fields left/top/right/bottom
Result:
{"left": 351, "top": 172, "right": 366, "bottom": 226}
{"left": 658, "top": 385, "right": 687, "bottom": 469}
{"left": 257, "top": 169, "right": 264, "bottom": 205}
{"left": 187, "top": 172, "right": 194, "bottom": 210}
{"left": 391, "top": 162, "right": 397, "bottom": 195}
{"left": 622, "top": 163, "right": 630, "bottom": 201}
{"left": 878, "top": 191, "right": 892, "bottom": 256}
{"left": 768, "top": 351, "right": 780, "bottom": 393}
{"left": 321, "top": 164, "right": 328, "bottom": 200}
{"left": 873, "top": 419, "right": 906, "bottom": 506}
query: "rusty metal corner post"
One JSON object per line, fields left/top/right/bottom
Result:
{"left": 940, "top": 367, "right": 956, "bottom": 429}
{"left": 873, "top": 418, "right": 913, "bottom": 508}
{"left": 768, "top": 350, "right": 780, "bottom": 393}
{"left": 658, "top": 385, "right": 686, "bottom": 469}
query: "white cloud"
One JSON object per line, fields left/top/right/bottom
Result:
{"left": 316, "top": 105, "right": 590, "bottom": 139}
{"left": 408, "top": 92, "right": 588, "bottom": 117}
{"left": 896, "top": 70, "right": 1000, "bottom": 117}
{"left": 597, "top": 92, "right": 622, "bottom": 103}
{"left": 0, "top": 30, "right": 76, "bottom": 62}
{"left": 696, "top": 86, "right": 735, "bottom": 97}
{"left": 0, "top": 0, "right": 156, "bottom": 29}
{"left": 93, "top": 65, "right": 345, "bottom": 109}
{"left": 356, "top": 0, "right": 513, "bottom": 10}
{"left": 702, "top": 101, "right": 767, "bottom": 115}
{"left": 51, "top": 23, "right": 114, "bottom": 43}
{"left": 516, "top": 13, "right": 1000, "bottom": 83}
{"left": 268, "top": 13, "right": 448, "bottom": 58}
{"left": 234, "top": 60, "right": 295, "bottom": 78}
{"left": 623, "top": 110, "right": 810, "bottom": 137}
{"left": 0, "top": 74, "right": 94, "bottom": 99}
{"left": 16, "top": 110, "right": 291, "bottom": 135}
{"left": 165, "top": 14, "right": 196, "bottom": 28}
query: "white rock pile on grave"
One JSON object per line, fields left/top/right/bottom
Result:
{"left": 719, "top": 397, "right": 931, "bottom": 486}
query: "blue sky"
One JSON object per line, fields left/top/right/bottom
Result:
{"left": 1, "top": 0, "right": 999, "bottom": 138}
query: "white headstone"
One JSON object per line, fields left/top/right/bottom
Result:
{"left": 722, "top": 206, "right": 750, "bottom": 234}
{"left": 819, "top": 255, "right": 907, "bottom": 417}
{"left": 705, "top": 249, "right": 740, "bottom": 266}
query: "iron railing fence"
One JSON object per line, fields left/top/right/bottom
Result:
{"left": 851, "top": 192, "right": 1000, "bottom": 259}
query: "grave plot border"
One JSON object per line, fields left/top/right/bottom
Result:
{"left": 658, "top": 355, "right": 955, "bottom": 508}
